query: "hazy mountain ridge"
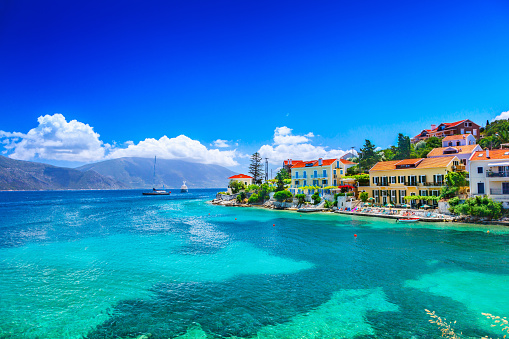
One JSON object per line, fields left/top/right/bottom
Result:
{"left": 0, "top": 156, "right": 127, "bottom": 190}
{"left": 77, "top": 157, "right": 235, "bottom": 188}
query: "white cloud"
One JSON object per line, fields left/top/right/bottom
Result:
{"left": 107, "top": 135, "right": 239, "bottom": 166}
{"left": 492, "top": 111, "right": 509, "bottom": 122}
{"left": 0, "top": 113, "right": 240, "bottom": 166}
{"left": 213, "top": 139, "right": 230, "bottom": 148}
{"left": 258, "top": 126, "right": 348, "bottom": 164}
{"left": 3, "top": 114, "right": 105, "bottom": 162}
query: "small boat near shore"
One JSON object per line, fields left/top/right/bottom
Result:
{"left": 297, "top": 207, "right": 323, "bottom": 213}
{"left": 397, "top": 218, "right": 420, "bottom": 223}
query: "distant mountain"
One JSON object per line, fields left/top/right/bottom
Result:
{"left": 77, "top": 157, "right": 236, "bottom": 188}
{"left": 0, "top": 156, "right": 127, "bottom": 191}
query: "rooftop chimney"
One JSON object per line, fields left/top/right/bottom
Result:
{"left": 485, "top": 148, "right": 490, "bottom": 158}
{"left": 289, "top": 159, "right": 292, "bottom": 165}
{"left": 431, "top": 124, "right": 437, "bottom": 130}
{"left": 318, "top": 158, "right": 323, "bottom": 166}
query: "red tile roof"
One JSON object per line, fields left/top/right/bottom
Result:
{"left": 470, "top": 149, "right": 509, "bottom": 161}
{"left": 283, "top": 160, "right": 303, "bottom": 166}
{"left": 228, "top": 174, "right": 253, "bottom": 179}
{"left": 291, "top": 158, "right": 338, "bottom": 168}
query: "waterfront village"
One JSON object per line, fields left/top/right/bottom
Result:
{"left": 212, "top": 118, "right": 509, "bottom": 223}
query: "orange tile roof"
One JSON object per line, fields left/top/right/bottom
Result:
{"left": 340, "top": 159, "right": 356, "bottom": 165}
{"left": 370, "top": 160, "right": 400, "bottom": 171}
{"left": 471, "top": 149, "right": 509, "bottom": 161}
{"left": 416, "top": 156, "right": 457, "bottom": 168}
{"left": 291, "top": 158, "right": 338, "bottom": 168}
{"left": 370, "top": 156, "right": 457, "bottom": 171}
{"left": 229, "top": 174, "right": 253, "bottom": 179}
{"left": 396, "top": 158, "right": 424, "bottom": 166}
{"left": 442, "top": 134, "right": 472, "bottom": 141}
{"left": 427, "top": 144, "right": 480, "bottom": 157}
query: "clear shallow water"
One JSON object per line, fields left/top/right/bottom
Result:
{"left": 0, "top": 190, "right": 508, "bottom": 339}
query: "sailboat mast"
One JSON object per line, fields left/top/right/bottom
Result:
{"left": 153, "top": 156, "right": 156, "bottom": 188}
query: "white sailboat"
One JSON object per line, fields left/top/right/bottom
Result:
{"left": 142, "top": 156, "right": 170, "bottom": 195}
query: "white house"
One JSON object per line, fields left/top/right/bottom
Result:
{"left": 228, "top": 174, "right": 253, "bottom": 188}
{"left": 441, "top": 134, "right": 477, "bottom": 147}
{"left": 468, "top": 149, "right": 509, "bottom": 207}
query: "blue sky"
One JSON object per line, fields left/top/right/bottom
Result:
{"left": 1, "top": 0, "right": 508, "bottom": 173}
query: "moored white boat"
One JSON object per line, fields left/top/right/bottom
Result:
{"left": 396, "top": 217, "right": 420, "bottom": 222}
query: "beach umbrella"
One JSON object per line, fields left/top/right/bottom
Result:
{"left": 386, "top": 203, "right": 394, "bottom": 207}
{"left": 402, "top": 204, "right": 411, "bottom": 208}
{"left": 364, "top": 202, "right": 371, "bottom": 206}
{"left": 421, "top": 204, "right": 431, "bottom": 209}
{"left": 368, "top": 197, "right": 375, "bottom": 201}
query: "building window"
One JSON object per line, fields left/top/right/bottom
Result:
{"left": 303, "top": 180, "right": 307, "bottom": 186}
{"left": 390, "top": 176, "right": 396, "bottom": 184}
{"left": 333, "top": 169, "right": 336, "bottom": 175}
{"left": 323, "top": 169, "right": 327, "bottom": 177}
{"left": 303, "top": 171, "right": 307, "bottom": 178}
{"left": 340, "top": 169, "right": 343, "bottom": 174}
{"left": 477, "top": 167, "right": 483, "bottom": 174}
{"left": 295, "top": 172, "right": 299, "bottom": 178}
{"left": 322, "top": 180, "right": 327, "bottom": 185}
{"left": 473, "top": 129, "right": 477, "bottom": 136}
{"left": 314, "top": 170, "right": 318, "bottom": 178}
{"left": 295, "top": 180, "right": 299, "bottom": 185}
{"left": 477, "top": 182, "right": 485, "bottom": 194}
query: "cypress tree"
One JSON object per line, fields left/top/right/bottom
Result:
{"left": 249, "top": 152, "right": 264, "bottom": 185}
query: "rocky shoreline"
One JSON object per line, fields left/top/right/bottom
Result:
{"left": 210, "top": 197, "right": 509, "bottom": 226}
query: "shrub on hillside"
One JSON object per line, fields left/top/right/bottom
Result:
{"left": 311, "top": 192, "right": 321, "bottom": 205}
{"left": 450, "top": 196, "right": 502, "bottom": 220}
{"left": 273, "top": 190, "right": 293, "bottom": 202}
{"left": 248, "top": 194, "right": 259, "bottom": 204}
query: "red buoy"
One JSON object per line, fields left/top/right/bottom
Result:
{"left": 235, "top": 218, "right": 237, "bottom": 220}
{"left": 273, "top": 224, "right": 275, "bottom": 227}
{"left": 354, "top": 234, "right": 357, "bottom": 237}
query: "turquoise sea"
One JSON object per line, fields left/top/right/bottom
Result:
{"left": 0, "top": 189, "right": 508, "bottom": 339}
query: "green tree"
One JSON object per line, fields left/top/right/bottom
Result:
{"left": 359, "top": 140, "right": 381, "bottom": 173}
{"left": 275, "top": 168, "right": 289, "bottom": 192}
{"left": 248, "top": 193, "right": 259, "bottom": 204}
{"left": 249, "top": 152, "right": 264, "bottom": 185}
{"left": 229, "top": 180, "right": 245, "bottom": 194}
{"left": 439, "top": 171, "right": 467, "bottom": 199}
{"left": 394, "top": 133, "right": 411, "bottom": 160}
{"left": 236, "top": 191, "right": 247, "bottom": 203}
{"left": 273, "top": 190, "right": 293, "bottom": 202}
{"left": 359, "top": 192, "right": 368, "bottom": 202}
{"left": 257, "top": 183, "right": 273, "bottom": 202}
{"left": 311, "top": 192, "right": 321, "bottom": 205}
{"left": 295, "top": 194, "right": 306, "bottom": 205}
{"left": 450, "top": 196, "right": 502, "bottom": 220}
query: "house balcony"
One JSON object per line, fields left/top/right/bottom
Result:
{"left": 311, "top": 174, "right": 328, "bottom": 179}
{"left": 452, "top": 164, "right": 466, "bottom": 172}
{"left": 291, "top": 176, "right": 308, "bottom": 180}
{"left": 486, "top": 171, "right": 509, "bottom": 178}
{"left": 421, "top": 182, "right": 445, "bottom": 187}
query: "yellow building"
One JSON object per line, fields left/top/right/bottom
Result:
{"left": 289, "top": 158, "right": 356, "bottom": 194}
{"left": 361, "top": 156, "right": 460, "bottom": 206}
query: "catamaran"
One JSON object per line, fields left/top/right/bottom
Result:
{"left": 142, "top": 156, "right": 170, "bottom": 195}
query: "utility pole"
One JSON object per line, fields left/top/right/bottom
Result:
{"left": 265, "top": 158, "right": 269, "bottom": 182}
